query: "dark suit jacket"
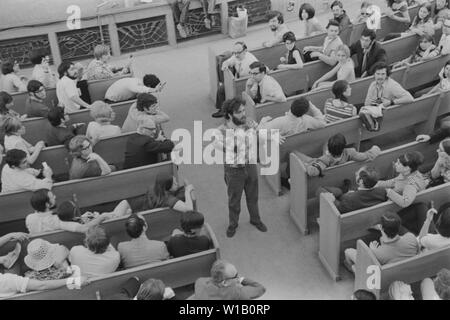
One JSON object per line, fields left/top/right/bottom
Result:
{"left": 349, "top": 40, "right": 387, "bottom": 77}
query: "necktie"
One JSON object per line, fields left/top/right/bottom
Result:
{"left": 361, "top": 49, "right": 369, "bottom": 74}
{"left": 255, "top": 83, "right": 262, "bottom": 103}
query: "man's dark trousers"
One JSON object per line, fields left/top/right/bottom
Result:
{"left": 224, "top": 164, "right": 262, "bottom": 228}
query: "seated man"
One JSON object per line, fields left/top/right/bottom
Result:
{"left": 259, "top": 97, "right": 325, "bottom": 136}
{"left": 167, "top": 211, "right": 211, "bottom": 258}
{"left": 25, "top": 80, "right": 51, "bottom": 118}
{"left": 121, "top": 92, "right": 170, "bottom": 133}
{"left": 245, "top": 62, "right": 286, "bottom": 104}
{"left": 69, "top": 226, "right": 120, "bottom": 277}
{"left": 321, "top": 165, "right": 388, "bottom": 214}
{"left": 300, "top": 134, "right": 381, "bottom": 177}
{"left": 349, "top": 28, "right": 387, "bottom": 78}
{"left": 344, "top": 212, "right": 419, "bottom": 272}
{"left": 117, "top": 214, "right": 169, "bottom": 269}
{"left": 213, "top": 41, "right": 258, "bottom": 118}
{"left": 330, "top": 0, "right": 352, "bottom": 31}
{"left": 104, "top": 74, "right": 164, "bottom": 103}
{"left": 303, "top": 20, "right": 343, "bottom": 65}
{"left": 192, "top": 259, "right": 266, "bottom": 300}
{"left": 68, "top": 135, "right": 114, "bottom": 180}
{"left": 262, "top": 10, "right": 290, "bottom": 48}
{"left": 123, "top": 118, "right": 174, "bottom": 170}
{"left": 56, "top": 61, "right": 91, "bottom": 113}
{"left": 45, "top": 107, "right": 84, "bottom": 148}
{"left": 364, "top": 62, "right": 414, "bottom": 107}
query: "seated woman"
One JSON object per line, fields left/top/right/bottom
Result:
{"left": 385, "top": 0, "right": 411, "bottom": 23}
{"left": 0, "top": 91, "right": 22, "bottom": 120}
{"left": 375, "top": 151, "right": 428, "bottom": 208}
{"left": 1, "top": 61, "right": 27, "bottom": 94}
{"left": 298, "top": 3, "right": 325, "bottom": 37}
{"left": 421, "top": 268, "right": 450, "bottom": 300}
{"left": 323, "top": 80, "right": 357, "bottom": 123}
{"left": 117, "top": 214, "right": 169, "bottom": 269}
{"left": 354, "top": 1, "right": 373, "bottom": 24}
{"left": 1, "top": 149, "right": 53, "bottom": 193}
{"left": 24, "top": 239, "right": 71, "bottom": 281}
{"left": 167, "top": 211, "right": 211, "bottom": 258}
{"left": 393, "top": 34, "right": 440, "bottom": 69}
{"left": 69, "top": 226, "right": 120, "bottom": 277}
{"left": 428, "top": 61, "right": 450, "bottom": 94}
{"left": 25, "top": 189, "right": 130, "bottom": 234}
{"left": 68, "top": 135, "right": 114, "bottom": 180}
{"left": 25, "top": 80, "right": 51, "bottom": 118}
{"left": 277, "top": 32, "right": 304, "bottom": 70}
{"left": 84, "top": 44, "right": 132, "bottom": 81}
{"left": 121, "top": 93, "right": 170, "bottom": 133}
{"left": 434, "top": 0, "right": 450, "bottom": 31}
{"left": 385, "top": 3, "right": 434, "bottom": 40}
{"left": 3, "top": 117, "right": 45, "bottom": 165}
{"left": 86, "top": 101, "right": 121, "bottom": 144}
{"left": 29, "top": 49, "right": 58, "bottom": 89}
{"left": 428, "top": 139, "right": 450, "bottom": 185}
{"left": 130, "top": 172, "right": 195, "bottom": 213}
{"left": 45, "top": 107, "right": 84, "bottom": 148}
{"left": 297, "top": 133, "right": 381, "bottom": 177}
{"left": 311, "top": 45, "right": 355, "bottom": 90}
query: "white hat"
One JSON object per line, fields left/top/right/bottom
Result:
{"left": 24, "top": 239, "right": 58, "bottom": 271}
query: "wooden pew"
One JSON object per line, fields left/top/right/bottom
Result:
{"left": 318, "top": 182, "right": 450, "bottom": 281}
{"left": 22, "top": 99, "right": 135, "bottom": 145}
{"left": 226, "top": 32, "right": 418, "bottom": 101}
{"left": 4, "top": 210, "right": 220, "bottom": 300}
{"left": 354, "top": 239, "right": 450, "bottom": 299}
{"left": 263, "top": 92, "right": 442, "bottom": 196}
{"left": 247, "top": 66, "right": 407, "bottom": 122}
{"left": 0, "top": 161, "right": 177, "bottom": 233}
{"left": 10, "top": 74, "right": 130, "bottom": 115}
{"left": 289, "top": 141, "right": 438, "bottom": 235}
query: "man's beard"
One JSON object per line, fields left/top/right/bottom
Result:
{"left": 232, "top": 115, "right": 246, "bottom": 126}
{"left": 270, "top": 26, "right": 277, "bottom": 32}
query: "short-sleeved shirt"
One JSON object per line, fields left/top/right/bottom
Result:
{"left": 69, "top": 157, "right": 102, "bottom": 180}
{"left": 86, "top": 122, "right": 121, "bottom": 141}
{"left": 0, "top": 274, "right": 29, "bottom": 298}
{"left": 118, "top": 237, "right": 169, "bottom": 269}
{"left": 324, "top": 99, "right": 357, "bottom": 123}
{"left": 25, "top": 211, "right": 81, "bottom": 234}
{"left": 420, "top": 234, "right": 450, "bottom": 251}
{"left": 4, "top": 135, "right": 30, "bottom": 157}
{"left": 1, "top": 165, "right": 52, "bottom": 193}
{"left": 167, "top": 234, "right": 211, "bottom": 258}
{"left": 372, "top": 232, "right": 419, "bottom": 265}
{"left": 69, "top": 244, "right": 120, "bottom": 277}
{"left": 56, "top": 76, "right": 81, "bottom": 113}
{"left": 25, "top": 98, "right": 50, "bottom": 118}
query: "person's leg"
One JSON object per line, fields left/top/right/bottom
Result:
{"left": 179, "top": 0, "right": 191, "bottom": 26}
{"left": 224, "top": 166, "right": 245, "bottom": 231}
{"left": 244, "top": 164, "right": 264, "bottom": 226}
{"left": 168, "top": 0, "right": 181, "bottom": 24}
{"left": 212, "top": 85, "right": 225, "bottom": 118}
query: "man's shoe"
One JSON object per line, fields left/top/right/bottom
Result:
{"left": 250, "top": 221, "right": 267, "bottom": 232}
{"left": 212, "top": 110, "right": 224, "bottom": 118}
{"left": 177, "top": 24, "right": 187, "bottom": 38}
{"left": 226, "top": 226, "right": 237, "bottom": 238}
{"left": 2, "top": 243, "right": 21, "bottom": 269}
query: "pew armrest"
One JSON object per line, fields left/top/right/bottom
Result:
{"left": 354, "top": 239, "right": 381, "bottom": 299}
{"left": 289, "top": 151, "right": 309, "bottom": 235}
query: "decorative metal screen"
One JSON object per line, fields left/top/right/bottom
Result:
{"left": 174, "top": 5, "right": 222, "bottom": 42}
{"left": 117, "top": 16, "right": 168, "bottom": 53}
{"left": 228, "top": 0, "right": 271, "bottom": 26}
{"left": 0, "top": 35, "right": 51, "bottom": 68}
{"left": 57, "top": 26, "right": 110, "bottom": 62}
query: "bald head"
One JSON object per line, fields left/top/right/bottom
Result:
{"left": 211, "top": 260, "right": 238, "bottom": 284}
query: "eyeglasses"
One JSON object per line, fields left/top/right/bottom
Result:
{"left": 81, "top": 142, "right": 91, "bottom": 151}
{"left": 142, "top": 127, "right": 157, "bottom": 131}
{"left": 35, "top": 87, "right": 45, "bottom": 94}
{"left": 361, "top": 12, "right": 370, "bottom": 16}
{"left": 232, "top": 50, "right": 245, "bottom": 55}
{"left": 227, "top": 272, "right": 239, "bottom": 281}
{"left": 250, "top": 71, "right": 261, "bottom": 76}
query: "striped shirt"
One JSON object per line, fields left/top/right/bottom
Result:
{"left": 324, "top": 98, "right": 357, "bottom": 123}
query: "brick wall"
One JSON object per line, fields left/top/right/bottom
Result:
{"left": 228, "top": 0, "right": 272, "bottom": 26}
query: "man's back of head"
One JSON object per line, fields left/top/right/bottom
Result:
{"left": 290, "top": 97, "right": 310, "bottom": 117}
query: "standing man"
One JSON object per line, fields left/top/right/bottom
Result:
{"left": 262, "top": 11, "right": 290, "bottom": 48}
{"left": 56, "top": 61, "right": 91, "bottom": 113}
{"left": 330, "top": 0, "right": 352, "bottom": 31}
{"left": 245, "top": 62, "right": 286, "bottom": 104}
{"left": 349, "top": 28, "right": 387, "bottom": 78}
{"left": 214, "top": 97, "right": 272, "bottom": 237}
